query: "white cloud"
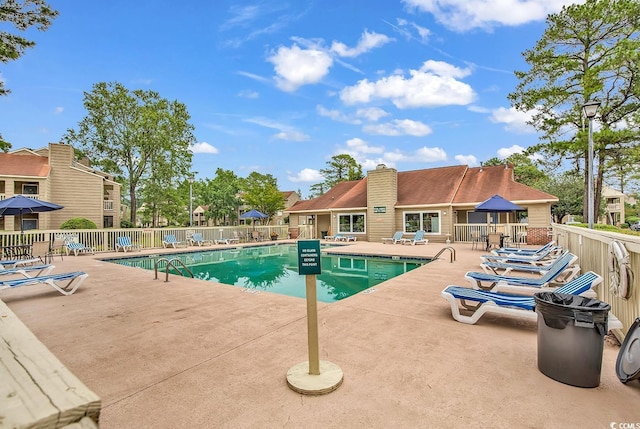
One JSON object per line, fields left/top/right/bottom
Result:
{"left": 497, "top": 144, "right": 525, "bottom": 158}
{"left": 316, "top": 105, "right": 361, "bottom": 124}
{"left": 330, "top": 30, "right": 392, "bottom": 58}
{"left": 288, "top": 168, "right": 324, "bottom": 182}
{"left": 490, "top": 106, "right": 538, "bottom": 134}
{"left": 237, "top": 89, "right": 259, "bottom": 98}
{"left": 402, "top": 0, "right": 578, "bottom": 32}
{"left": 363, "top": 119, "right": 432, "bottom": 136}
{"left": 414, "top": 146, "right": 447, "bottom": 162}
{"left": 467, "top": 105, "right": 490, "bottom": 114}
{"left": 356, "top": 107, "right": 389, "bottom": 121}
{"left": 455, "top": 154, "right": 478, "bottom": 165}
{"left": 53, "top": 107, "right": 64, "bottom": 114}
{"left": 191, "top": 142, "right": 219, "bottom": 154}
{"left": 273, "top": 131, "right": 310, "bottom": 141}
{"left": 340, "top": 60, "right": 475, "bottom": 108}
{"left": 268, "top": 44, "right": 333, "bottom": 92}
{"left": 345, "top": 137, "right": 384, "bottom": 154}
{"left": 236, "top": 71, "right": 271, "bottom": 83}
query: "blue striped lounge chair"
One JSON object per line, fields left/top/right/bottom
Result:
{"left": 115, "top": 236, "right": 142, "bottom": 252}
{"left": 0, "top": 271, "right": 88, "bottom": 296}
{"left": 382, "top": 231, "right": 404, "bottom": 244}
{"left": 0, "top": 257, "right": 41, "bottom": 269}
{"left": 190, "top": 233, "right": 213, "bottom": 246}
{"left": 465, "top": 252, "right": 580, "bottom": 295}
{"left": 493, "top": 241, "right": 556, "bottom": 256}
{"left": 441, "top": 271, "right": 622, "bottom": 328}
{"left": 65, "top": 241, "right": 95, "bottom": 256}
{"left": 162, "top": 234, "right": 187, "bottom": 248}
{"left": 479, "top": 250, "right": 576, "bottom": 276}
{"left": 480, "top": 245, "right": 564, "bottom": 266}
{"left": 0, "top": 264, "right": 55, "bottom": 278}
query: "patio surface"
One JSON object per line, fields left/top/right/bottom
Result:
{"left": 2, "top": 240, "right": 639, "bottom": 428}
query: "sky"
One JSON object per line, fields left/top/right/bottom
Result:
{"left": 1, "top": 0, "right": 586, "bottom": 197}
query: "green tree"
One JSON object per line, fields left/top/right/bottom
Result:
{"left": 508, "top": 0, "right": 640, "bottom": 221}
{"left": 483, "top": 153, "right": 547, "bottom": 187}
{"left": 242, "top": 172, "right": 284, "bottom": 221}
{"left": 203, "top": 169, "right": 243, "bottom": 225}
{"left": 0, "top": 132, "right": 11, "bottom": 152}
{"left": 310, "top": 154, "right": 364, "bottom": 195}
{"left": 64, "top": 82, "right": 195, "bottom": 224}
{"left": 1, "top": 0, "right": 58, "bottom": 96}
{"left": 539, "top": 171, "right": 585, "bottom": 223}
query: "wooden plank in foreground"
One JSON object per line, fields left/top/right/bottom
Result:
{"left": 0, "top": 299, "right": 101, "bottom": 428}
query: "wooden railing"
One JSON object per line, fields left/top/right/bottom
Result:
{"left": 553, "top": 224, "right": 640, "bottom": 339}
{"left": 453, "top": 223, "right": 528, "bottom": 242}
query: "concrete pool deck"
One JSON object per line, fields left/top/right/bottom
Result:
{"left": 2, "top": 240, "right": 639, "bottom": 428}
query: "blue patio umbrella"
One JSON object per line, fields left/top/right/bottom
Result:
{"left": 239, "top": 209, "right": 268, "bottom": 230}
{"left": 0, "top": 195, "right": 64, "bottom": 235}
{"left": 475, "top": 195, "right": 523, "bottom": 232}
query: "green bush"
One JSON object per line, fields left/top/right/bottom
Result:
{"left": 60, "top": 218, "right": 98, "bottom": 229}
{"left": 120, "top": 220, "right": 135, "bottom": 228}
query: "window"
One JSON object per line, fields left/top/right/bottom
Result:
{"left": 338, "top": 213, "right": 365, "bottom": 233}
{"left": 403, "top": 211, "right": 440, "bottom": 234}
{"left": 22, "top": 184, "right": 38, "bottom": 195}
{"left": 22, "top": 219, "right": 37, "bottom": 231}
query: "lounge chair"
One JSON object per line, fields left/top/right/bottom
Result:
{"left": 401, "top": 230, "right": 428, "bottom": 246}
{"left": 162, "top": 234, "right": 187, "bottom": 248}
{"left": 0, "top": 264, "right": 55, "bottom": 278}
{"left": 115, "top": 236, "right": 142, "bottom": 252}
{"left": 493, "top": 241, "right": 556, "bottom": 255}
{"left": 0, "top": 271, "right": 88, "bottom": 296}
{"left": 441, "top": 271, "right": 622, "bottom": 328}
{"left": 480, "top": 250, "right": 576, "bottom": 275}
{"left": 465, "top": 252, "right": 580, "bottom": 294}
{"left": 382, "top": 231, "right": 405, "bottom": 244}
{"left": 65, "top": 240, "right": 95, "bottom": 256}
{"left": 480, "top": 245, "right": 563, "bottom": 266}
{"left": 190, "top": 233, "right": 213, "bottom": 246}
{"left": 0, "top": 258, "right": 41, "bottom": 269}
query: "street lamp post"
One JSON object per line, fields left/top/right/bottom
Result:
{"left": 582, "top": 100, "right": 601, "bottom": 229}
{"left": 188, "top": 174, "right": 194, "bottom": 227}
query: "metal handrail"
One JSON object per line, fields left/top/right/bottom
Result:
{"left": 154, "top": 257, "right": 194, "bottom": 282}
{"left": 433, "top": 246, "right": 456, "bottom": 263}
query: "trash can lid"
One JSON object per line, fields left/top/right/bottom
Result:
{"left": 616, "top": 317, "right": 640, "bottom": 384}
{"left": 534, "top": 292, "right": 610, "bottom": 312}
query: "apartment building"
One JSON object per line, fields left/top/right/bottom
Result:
{"left": 0, "top": 142, "right": 121, "bottom": 231}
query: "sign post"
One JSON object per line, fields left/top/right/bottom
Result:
{"left": 286, "top": 240, "right": 343, "bottom": 395}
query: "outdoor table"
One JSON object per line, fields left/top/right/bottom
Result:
{"left": 2, "top": 244, "right": 32, "bottom": 260}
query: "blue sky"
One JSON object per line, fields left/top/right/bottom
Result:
{"left": 1, "top": 0, "right": 583, "bottom": 197}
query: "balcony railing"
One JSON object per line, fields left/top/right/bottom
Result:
{"left": 0, "top": 193, "right": 40, "bottom": 201}
{"left": 104, "top": 200, "right": 114, "bottom": 211}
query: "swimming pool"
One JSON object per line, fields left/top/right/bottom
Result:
{"left": 104, "top": 244, "right": 430, "bottom": 303}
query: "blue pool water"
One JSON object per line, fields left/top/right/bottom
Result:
{"left": 104, "top": 244, "right": 430, "bottom": 303}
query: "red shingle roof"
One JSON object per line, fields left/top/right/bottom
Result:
{"left": 288, "top": 164, "right": 557, "bottom": 212}
{"left": 0, "top": 153, "right": 50, "bottom": 177}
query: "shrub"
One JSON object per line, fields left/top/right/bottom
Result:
{"left": 120, "top": 220, "right": 135, "bottom": 228}
{"left": 60, "top": 218, "right": 98, "bottom": 229}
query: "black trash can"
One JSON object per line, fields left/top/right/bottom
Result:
{"left": 534, "top": 292, "right": 610, "bottom": 388}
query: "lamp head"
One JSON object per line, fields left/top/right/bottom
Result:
{"left": 582, "top": 100, "right": 601, "bottom": 119}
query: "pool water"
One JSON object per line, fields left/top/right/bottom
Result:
{"left": 105, "top": 244, "right": 429, "bottom": 303}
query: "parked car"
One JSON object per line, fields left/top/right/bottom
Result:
{"left": 630, "top": 221, "right": 640, "bottom": 231}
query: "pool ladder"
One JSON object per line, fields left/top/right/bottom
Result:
{"left": 434, "top": 246, "right": 456, "bottom": 263}
{"left": 154, "top": 258, "right": 194, "bottom": 282}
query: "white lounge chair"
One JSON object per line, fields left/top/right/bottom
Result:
{"left": 115, "top": 236, "right": 142, "bottom": 252}
{"left": 401, "top": 230, "right": 428, "bottom": 245}
{"left": 382, "top": 231, "right": 404, "bottom": 244}
{"left": 465, "top": 252, "right": 580, "bottom": 294}
{"left": 0, "top": 271, "right": 88, "bottom": 296}
{"left": 0, "top": 264, "right": 55, "bottom": 278}
{"left": 480, "top": 250, "right": 576, "bottom": 275}
{"left": 0, "top": 258, "right": 41, "bottom": 269}
{"left": 190, "top": 233, "right": 213, "bottom": 246}
{"left": 441, "top": 271, "right": 621, "bottom": 328}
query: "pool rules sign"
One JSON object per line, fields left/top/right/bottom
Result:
{"left": 297, "top": 239, "right": 321, "bottom": 275}
{"left": 287, "top": 240, "right": 343, "bottom": 395}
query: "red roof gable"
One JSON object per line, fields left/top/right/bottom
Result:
{"left": 0, "top": 153, "right": 50, "bottom": 177}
